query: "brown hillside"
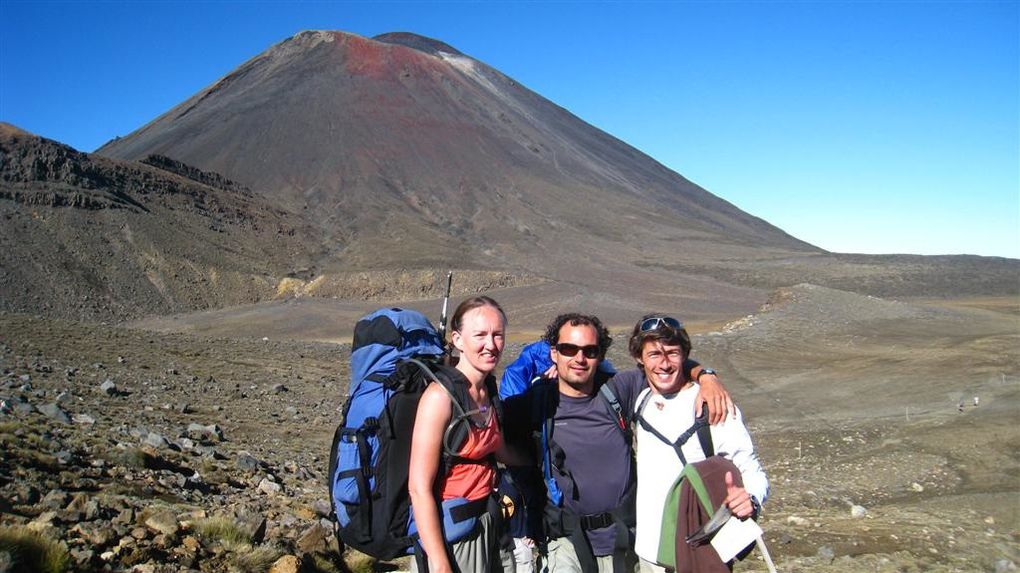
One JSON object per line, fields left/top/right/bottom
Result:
{"left": 0, "top": 127, "right": 318, "bottom": 320}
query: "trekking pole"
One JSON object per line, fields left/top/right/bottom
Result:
{"left": 755, "top": 535, "right": 779, "bottom": 573}
{"left": 437, "top": 271, "right": 453, "bottom": 345}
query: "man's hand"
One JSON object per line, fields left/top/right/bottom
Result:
{"left": 694, "top": 371, "right": 735, "bottom": 424}
{"left": 723, "top": 471, "right": 754, "bottom": 519}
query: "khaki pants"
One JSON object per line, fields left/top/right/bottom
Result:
{"left": 539, "top": 537, "right": 616, "bottom": 573}
{"left": 413, "top": 512, "right": 500, "bottom": 573}
{"left": 501, "top": 538, "right": 535, "bottom": 573}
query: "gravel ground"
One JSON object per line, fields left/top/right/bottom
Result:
{"left": 1, "top": 285, "right": 1017, "bottom": 572}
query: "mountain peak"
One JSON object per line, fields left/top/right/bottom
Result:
{"left": 97, "top": 29, "right": 817, "bottom": 280}
{"left": 372, "top": 32, "right": 463, "bottom": 56}
{"left": 270, "top": 30, "right": 463, "bottom": 59}
{"left": 264, "top": 30, "right": 344, "bottom": 57}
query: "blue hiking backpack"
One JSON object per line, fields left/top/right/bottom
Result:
{"left": 328, "top": 307, "right": 502, "bottom": 560}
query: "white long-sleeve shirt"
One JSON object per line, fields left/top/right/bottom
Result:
{"left": 633, "top": 383, "right": 769, "bottom": 563}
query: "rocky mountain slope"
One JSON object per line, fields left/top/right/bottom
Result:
{"left": 0, "top": 125, "right": 541, "bottom": 322}
{"left": 3, "top": 32, "right": 1018, "bottom": 325}
{"left": 0, "top": 123, "right": 321, "bottom": 321}
{"left": 96, "top": 30, "right": 815, "bottom": 277}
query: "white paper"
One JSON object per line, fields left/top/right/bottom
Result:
{"left": 709, "top": 516, "right": 763, "bottom": 562}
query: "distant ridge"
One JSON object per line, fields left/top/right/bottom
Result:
{"left": 0, "top": 121, "right": 35, "bottom": 138}
{"left": 0, "top": 125, "right": 319, "bottom": 320}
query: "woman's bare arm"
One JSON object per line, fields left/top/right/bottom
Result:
{"left": 408, "top": 384, "right": 454, "bottom": 573}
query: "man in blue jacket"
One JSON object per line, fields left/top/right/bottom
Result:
{"left": 500, "top": 340, "right": 616, "bottom": 399}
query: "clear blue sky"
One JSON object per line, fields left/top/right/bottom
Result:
{"left": 2, "top": 1, "right": 1017, "bottom": 258}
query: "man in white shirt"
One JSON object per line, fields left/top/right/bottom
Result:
{"left": 627, "top": 315, "right": 769, "bottom": 573}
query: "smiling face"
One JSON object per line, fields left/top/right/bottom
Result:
{"left": 551, "top": 323, "right": 601, "bottom": 396}
{"left": 451, "top": 304, "right": 506, "bottom": 380}
{"left": 639, "top": 339, "right": 688, "bottom": 395}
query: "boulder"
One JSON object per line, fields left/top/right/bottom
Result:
{"left": 817, "top": 545, "right": 835, "bottom": 563}
{"left": 269, "top": 555, "right": 303, "bottom": 573}
{"left": 41, "top": 489, "right": 70, "bottom": 510}
{"left": 144, "top": 509, "right": 181, "bottom": 537}
{"left": 143, "top": 432, "right": 170, "bottom": 449}
{"left": 233, "top": 509, "right": 268, "bottom": 543}
{"left": 36, "top": 402, "right": 70, "bottom": 423}
{"left": 236, "top": 452, "right": 263, "bottom": 472}
{"left": 186, "top": 422, "right": 224, "bottom": 441}
{"left": 296, "top": 523, "right": 331, "bottom": 555}
{"left": 64, "top": 492, "right": 100, "bottom": 521}
{"left": 70, "top": 547, "right": 95, "bottom": 567}
{"left": 100, "top": 379, "right": 118, "bottom": 395}
{"left": 258, "top": 478, "right": 283, "bottom": 496}
{"left": 312, "top": 499, "right": 333, "bottom": 518}
{"left": 73, "top": 413, "right": 96, "bottom": 425}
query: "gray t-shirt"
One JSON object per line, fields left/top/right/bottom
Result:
{"left": 502, "top": 362, "right": 701, "bottom": 559}
{"left": 547, "top": 373, "right": 642, "bottom": 555}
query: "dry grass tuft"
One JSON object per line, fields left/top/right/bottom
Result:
{"left": 0, "top": 526, "right": 70, "bottom": 573}
{"left": 344, "top": 551, "right": 378, "bottom": 573}
{"left": 228, "top": 543, "right": 283, "bottom": 572}
{"left": 194, "top": 515, "right": 253, "bottom": 552}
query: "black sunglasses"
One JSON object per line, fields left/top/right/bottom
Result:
{"left": 554, "top": 343, "right": 600, "bottom": 359}
{"left": 639, "top": 316, "right": 683, "bottom": 334}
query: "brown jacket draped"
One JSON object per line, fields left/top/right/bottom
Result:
{"left": 675, "top": 456, "right": 744, "bottom": 573}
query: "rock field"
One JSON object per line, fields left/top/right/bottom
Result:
{"left": 1, "top": 285, "right": 1018, "bottom": 572}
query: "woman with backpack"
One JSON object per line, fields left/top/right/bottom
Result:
{"left": 409, "top": 296, "right": 522, "bottom": 573}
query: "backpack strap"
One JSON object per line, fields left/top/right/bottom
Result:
{"left": 528, "top": 379, "right": 566, "bottom": 507}
{"left": 597, "top": 381, "right": 633, "bottom": 447}
{"left": 696, "top": 414, "right": 714, "bottom": 458}
{"left": 635, "top": 392, "right": 713, "bottom": 466}
{"left": 679, "top": 461, "right": 715, "bottom": 514}
{"left": 528, "top": 377, "right": 637, "bottom": 573}
{"left": 487, "top": 375, "right": 504, "bottom": 433}
{"left": 326, "top": 424, "right": 344, "bottom": 519}
{"left": 536, "top": 377, "right": 638, "bottom": 506}
{"left": 408, "top": 359, "right": 499, "bottom": 468}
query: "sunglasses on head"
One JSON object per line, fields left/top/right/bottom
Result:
{"left": 554, "top": 343, "right": 600, "bottom": 359}
{"left": 639, "top": 316, "right": 683, "bottom": 334}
